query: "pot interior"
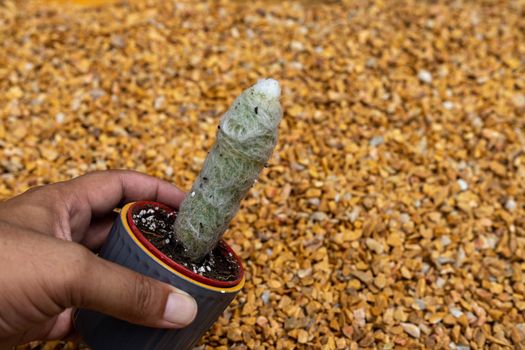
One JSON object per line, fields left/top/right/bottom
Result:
{"left": 126, "top": 201, "right": 244, "bottom": 288}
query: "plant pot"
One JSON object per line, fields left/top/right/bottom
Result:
{"left": 74, "top": 201, "right": 245, "bottom": 350}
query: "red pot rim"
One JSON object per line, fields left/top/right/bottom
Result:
{"left": 126, "top": 201, "right": 244, "bottom": 288}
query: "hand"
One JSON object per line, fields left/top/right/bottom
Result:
{"left": 0, "top": 170, "right": 198, "bottom": 349}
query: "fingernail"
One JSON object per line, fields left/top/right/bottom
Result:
{"left": 163, "top": 291, "right": 197, "bottom": 326}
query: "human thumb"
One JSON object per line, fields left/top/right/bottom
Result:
{"left": 69, "top": 247, "right": 198, "bottom": 328}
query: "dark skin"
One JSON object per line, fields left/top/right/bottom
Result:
{"left": 0, "top": 170, "right": 198, "bottom": 349}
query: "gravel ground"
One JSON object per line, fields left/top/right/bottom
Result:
{"left": 2, "top": 0, "right": 524, "bottom": 349}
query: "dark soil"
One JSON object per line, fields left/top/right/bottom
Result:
{"left": 130, "top": 204, "right": 240, "bottom": 282}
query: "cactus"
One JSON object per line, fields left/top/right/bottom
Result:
{"left": 173, "top": 79, "right": 283, "bottom": 262}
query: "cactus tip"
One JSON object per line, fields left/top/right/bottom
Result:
{"left": 253, "top": 78, "right": 281, "bottom": 100}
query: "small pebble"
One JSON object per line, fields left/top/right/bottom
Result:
{"left": 418, "top": 69, "right": 433, "bottom": 84}
{"left": 513, "top": 93, "right": 525, "bottom": 108}
{"left": 165, "top": 166, "right": 174, "bottom": 177}
{"left": 401, "top": 323, "right": 421, "bottom": 338}
{"left": 471, "top": 116, "right": 483, "bottom": 128}
{"left": 440, "top": 235, "right": 452, "bottom": 247}
{"left": 353, "top": 308, "right": 366, "bottom": 328}
{"left": 154, "top": 96, "right": 165, "bottom": 110}
{"left": 307, "top": 198, "right": 320, "bottom": 206}
{"left": 311, "top": 211, "right": 328, "bottom": 221}
{"left": 505, "top": 198, "right": 517, "bottom": 211}
{"left": 456, "top": 246, "right": 466, "bottom": 267}
{"left": 457, "top": 179, "right": 468, "bottom": 191}
{"left": 450, "top": 307, "right": 463, "bottom": 318}
{"left": 399, "top": 213, "right": 410, "bottom": 224}
{"left": 261, "top": 291, "right": 270, "bottom": 304}
{"left": 369, "top": 136, "right": 384, "bottom": 147}
{"left": 366, "top": 238, "right": 384, "bottom": 254}
{"left": 349, "top": 207, "right": 360, "bottom": 222}
{"left": 290, "top": 40, "right": 305, "bottom": 51}
{"left": 466, "top": 312, "right": 478, "bottom": 324}
{"left": 456, "top": 345, "right": 471, "bottom": 350}
{"left": 110, "top": 34, "right": 125, "bottom": 48}
{"left": 55, "top": 112, "right": 65, "bottom": 123}
{"left": 24, "top": 62, "right": 34, "bottom": 71}
{"left": 414, "top": 299, "right": 426, "bottom": 310}
{"left": 443, "top": 101, "right": 455, "bottom": 110}
{"left": 89, "top": 88, "right": 106, "bottom": 100}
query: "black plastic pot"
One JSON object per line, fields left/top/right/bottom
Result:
{"left": 74, "top": 201, "right": 245, "bottom": 350}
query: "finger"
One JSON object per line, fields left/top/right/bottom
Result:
{"left": 69, "top": 248, "right": 197, "bottom": 329}
{"left": 0, "top": 170, "right": 185, "bottom": 242}
{"left": 16, "top": 309, "right": 73, "bottom": 345}
{"left": 0, "top": 185, "right": 61, "bottom": 237}
{"left": 81, "top": 212, "right": 119, "bottom": 249}
{"left": 66, "top": 170, "right": 186, "bottom": 216}
{"left": 45, "top": 308, "right": 74, "bottom": 340}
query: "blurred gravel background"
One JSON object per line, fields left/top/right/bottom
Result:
{"left": 2, "top": 0, "right": 524, "bottom": 349}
